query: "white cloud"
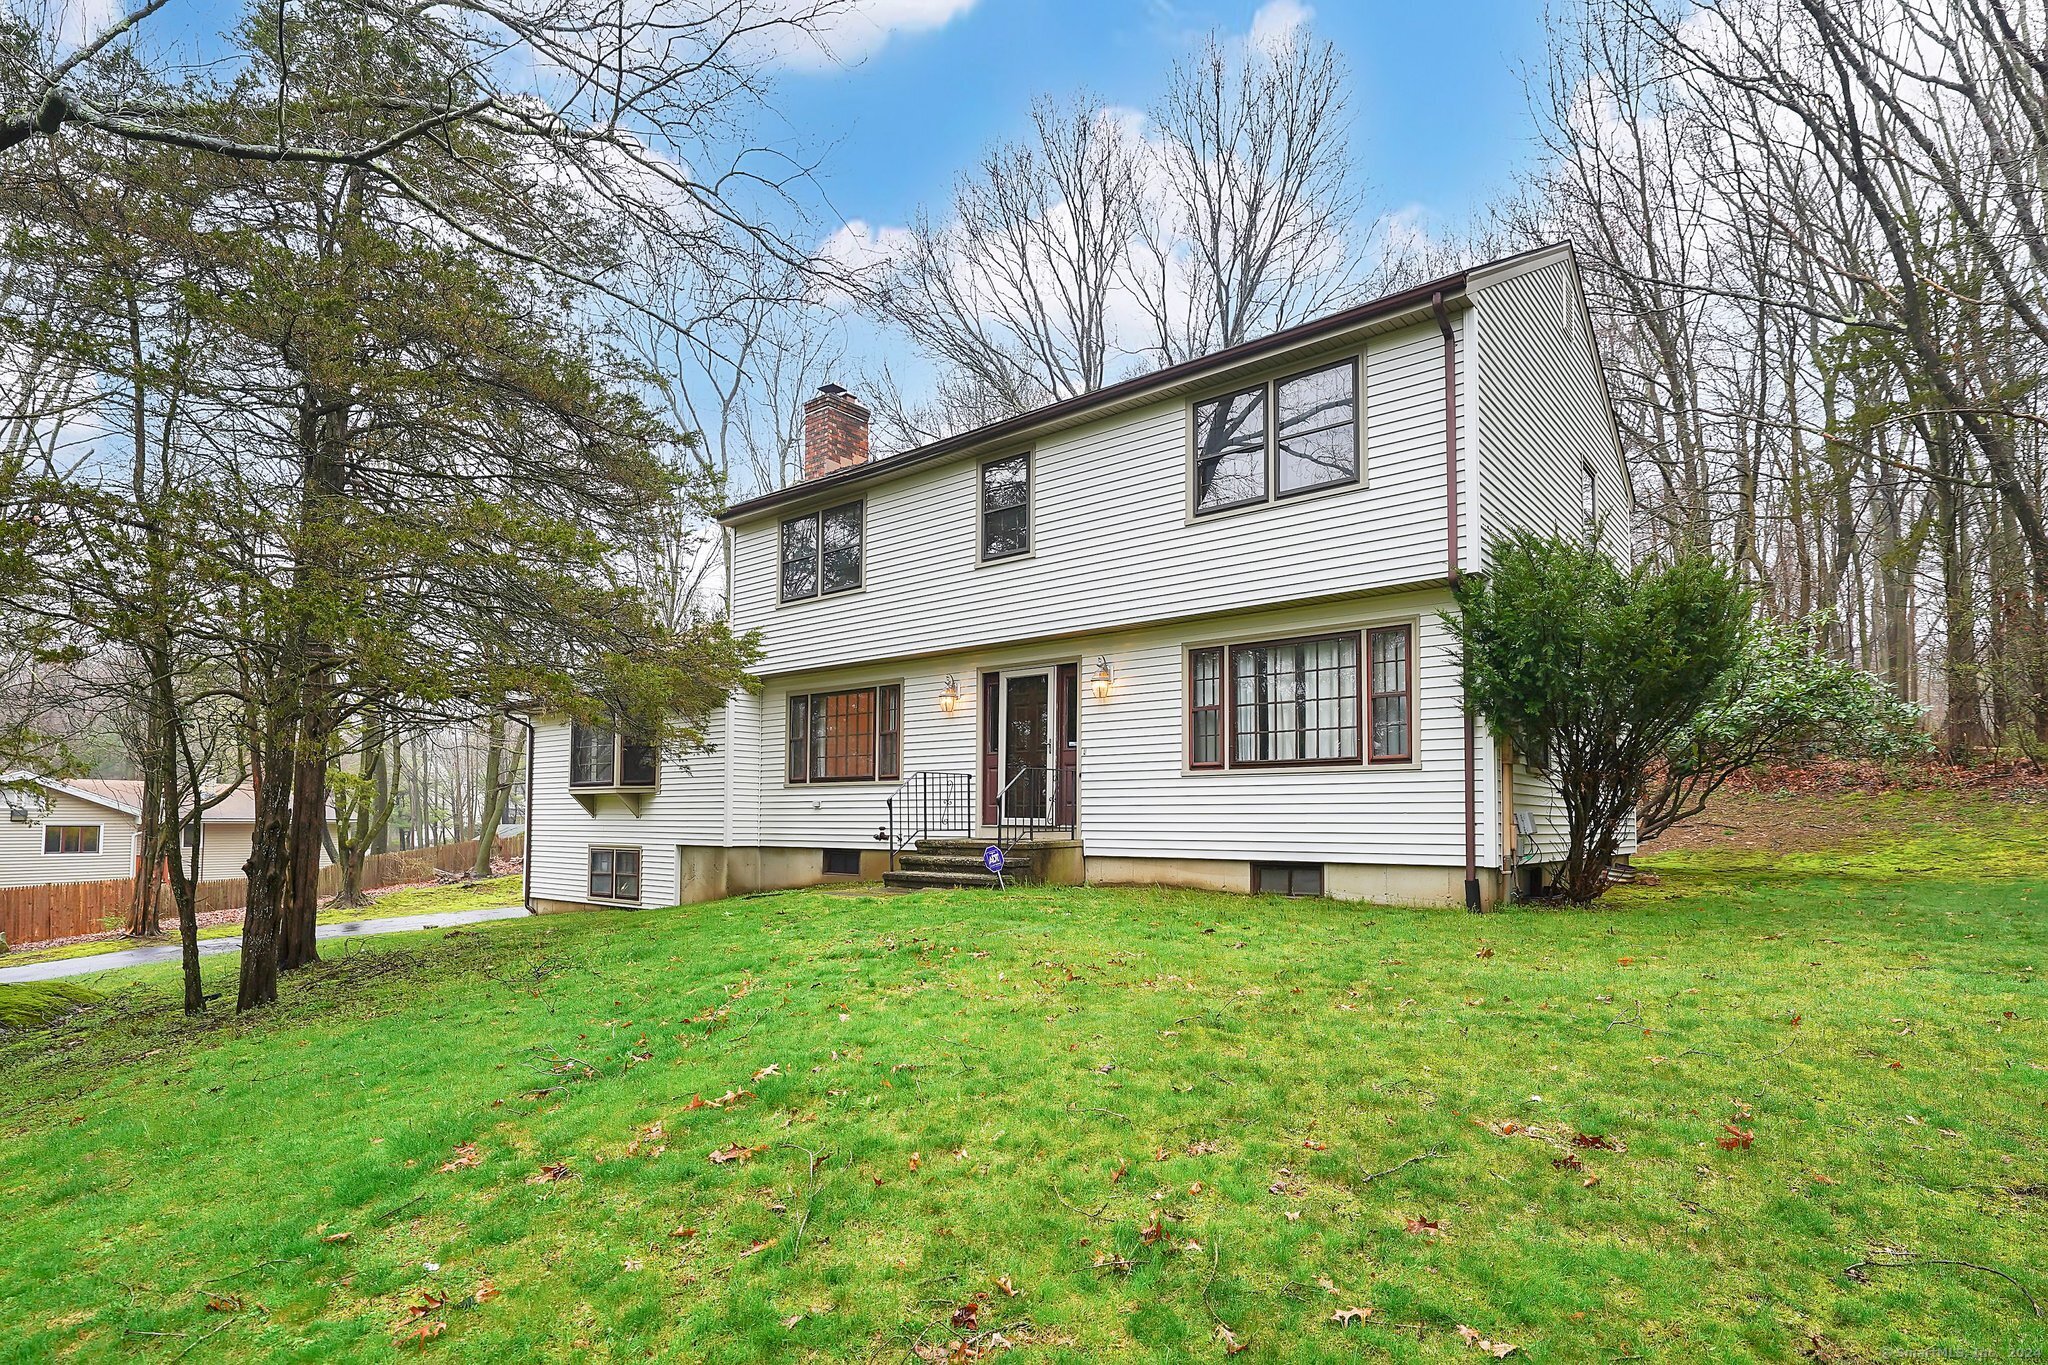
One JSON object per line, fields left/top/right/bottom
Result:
{"left": 41, "top": 0, "right": 123, "bottom": 52}
{"left": 779, "top": 0, "right": 980, "bottom": 70}
{"left": 1247, "top": 0, "right": 1312, "bottom": 56}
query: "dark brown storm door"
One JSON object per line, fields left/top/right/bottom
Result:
{"left": 978, "top": 663, "right": 1078, "bottom": 828}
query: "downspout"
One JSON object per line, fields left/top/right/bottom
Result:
{"left": 1432, "top": 291, "right": 1482, "bottom": 913}
{"left": 507, "top": 711, "right": 536, "bottom": 915}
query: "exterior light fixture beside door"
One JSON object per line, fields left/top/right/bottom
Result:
{"left": 1091, "top": 657, "right": 1114, "bottom": 700}
{"left": 938, "top": 674, "right": 961, "bottom": 714}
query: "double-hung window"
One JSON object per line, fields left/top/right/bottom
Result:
{"left": 1191, "top": 358, "right": 1359, "bottom": 515}
{"left": 1187, "top": 622, "right": 1413, "bottom": 769}
{"left": 569, "top": 721, "right": 658, "bottom": 789}
{"left": 787, "top": 683, "right": 902, "bottom": 783}
{"left": 980, "top": 452, "right": 1031, "bottom": 560}
{"left": 588, "top": 847, "right": 641, "bottom": 902}
{"left": 44, "top": 824, "right": 100, "bottom": 854}
{"left": 780, "top": 501, "right": 864, "bottom": 601}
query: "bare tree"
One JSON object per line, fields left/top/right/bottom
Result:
{"left": 1131, "top": 29, "right": 1372, "bottom": 364}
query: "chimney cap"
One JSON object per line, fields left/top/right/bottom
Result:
{"left": 815, "top": 382, "right": 850, "bottom": 398}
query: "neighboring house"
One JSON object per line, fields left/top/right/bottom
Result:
{"left": 0, "top": 777, "right": 327, "bottom": 889}
{"left": 525, "top": 243, "right": 1631, "bottom": 913}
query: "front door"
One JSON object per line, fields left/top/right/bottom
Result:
{"left": 1000, "top": 671, "right": 1051, "bottom": 820}
{"left": 978, "top": 665, "right": 1080, "bottom": 828}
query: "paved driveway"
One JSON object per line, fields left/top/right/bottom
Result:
{"left": 0, "top": 904, "right": 529, "bottom": 984}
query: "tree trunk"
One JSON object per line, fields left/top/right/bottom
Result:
{"left": 235, "top": 726, "right": 294, "bottom": 1012}
{"left": 125, "top": 713, "right": 166, "bottom": 938}
{"left": 278, "top": 682, "right": 333, "bottom": 972}
{"left": 472, "top": 715, "right": 510, "bottom": 879}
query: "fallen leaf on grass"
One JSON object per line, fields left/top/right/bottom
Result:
{"left": 1213, "top": 1323, "right": 1248, "bottom": 1355}
{"left": 710, "top": 1143, "right": 768, "bottom": 1165}
{"left": 1474, "top": 947, "right": 1495, "bottom": 959}
{"left": 671, "top": 1226, "right": 698, "bottom": 1239}
{"left": 1402, "top": 1216, "right": 1444, "bottom": 1237}
{"left": 752, "top": 1064, "right": 780, "bottom": 1080}
{"left": 1553, "top": 1153, "right": 1585, "bottom": 1172}
{"left": 1456, "top": 1324, "right": 1518, "bottom": 1356}
{"left": 440, "top": 1142, "right": 482, "bottom": 1173}
{"left": 995, "top": 1275, "right": 1018, "bottom": 1297}
{"left": 1091, "top": 1252, "right": 1134, "bottom": 1274}
{"left": 404, "top": 1292, "right": 450, "bottom": 1321}
{"left": 395, "top": 1320, "right": 446, "bottom": 1347}
{"left": 951, "top": 1300, "right": 981, "bottom": 1330}
{"left": 1330, "top": 1306, "right": 1374, "bottom": 1327}
{"left": 783, "top": 1314, "right": 803, "bottom": 1329}
{"left": 740, "top": 1238, "right": 776, "bottom": 1257}
{"left": 1186, "top": 1138, "right": 1222, "bottom": 1156}
{"left": 527, "top": 1162, "right": 576, "bottom": 1183}
{"left": 1582, "top": 1174, "right": 1601, "bottom": 1188}
{"left": 1570, "top": 1132, "right": 1618, "bottom": 1150}
{"left": 204, "top": 1293, "right": 244, "bottom": 1313}
{"left": 1108, "top": 1161, "right": 1127, "bottom": 1184}
{"left": 908, "top": 1151, "right": 922, "bottom": 1172}
{"left": 322, "top": 1231, "right": 353, "bottom": 1243}
{"left": 1139, "top": 1211, "right": 1167, "bottom": 1245}
{"left": 1718, "top": 1125, "right": 1754, "bottom": 1151}
{"left": 1301, "top": 1138, "right": 1329, "bottom": 1151}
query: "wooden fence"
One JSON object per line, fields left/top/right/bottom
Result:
{"left": 0, "top": 833, "right": 523, "bottom": 948}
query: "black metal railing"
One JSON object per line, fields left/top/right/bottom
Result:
{"left": 879, "top": 771, "right": 973, "bottom": 869}
{"left": 996, "top": 764, "right": 1077, "bottom": 850}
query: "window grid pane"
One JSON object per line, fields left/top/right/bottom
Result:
{"left": 1231, "top": 635, "right": 1359, "bottom": 764}
{"left": 982, "top": 454, "right": 1031, "bottom": 558}
{"left": 780, "top": 514, "right": 819, "bottom": 600}
{"left": 1193, "top": 387, "right": 1268, "bottom": 513}
{"left": 820, "top": 503, "right": 863, "bottom": 593}
{"left": 877, "top": 684, "right": 902, "bottom": 781}
{"left": 1189, "top": 647, "right": 1223, "bottom": 767}
{"left": 811, "top": 688, "right": 877, "bottom": 781}
{"left": 1276, "top": 362, "right": 1357, "bottom": 495}
{"left": 787, "top": 696, "right": 810, "bottom": 783}
{"left": 1368, "top": 626, "right": 1412, "bottom": 762}
{"left": 569, "top": 722, "right": 616, "bottom": 787}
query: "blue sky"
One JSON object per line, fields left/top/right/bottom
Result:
{"left": 773, "top": 0, "right": 1555, "bottom": 254}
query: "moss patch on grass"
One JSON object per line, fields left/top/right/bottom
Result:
{"left": 0, "top": 980, "right": 101, "bottom": 1030}
{"left": 0, "top": 807, "right": 2041, "bottom": 1362}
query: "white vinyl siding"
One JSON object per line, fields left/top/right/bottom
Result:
{"left": 0, "top": 792, "right": 137, "bottom": 889}
{"left": 729, "top": 319, "right": 1465, "bottom": 676}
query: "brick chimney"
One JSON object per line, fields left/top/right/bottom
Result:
{"left": 802, "top": 383, "right": 871, "bottom": 480}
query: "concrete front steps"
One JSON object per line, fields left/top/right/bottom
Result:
{"left": 880, "top": 838, "right": 1079, "bottom": 892}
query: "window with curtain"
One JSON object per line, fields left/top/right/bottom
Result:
{"left": 43, "top": 825, "right": 100, "bottom": 854}
{"left": 1229, "top": 633, "right": 1360, "bottom": 765}
{"left": 1367, "top": 624, "right": 1413, "bottom": 763}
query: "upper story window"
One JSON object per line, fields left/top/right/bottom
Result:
{"left": 44, "top": 824, "right": 100, "bottom": 854}
{"left": 980, "top": 452, "right": 1031, "bottom": 560}
{"left": 781, "top": 501, "right": 864, "bottom": 602}
{"left": 569, "top": 721, "right": 658, "bottom": 790}
{"left": 787, "top": 683, "right": 902, "bottom": 784}
{"left": 1192, "top": 358, "right": 1358, "bottom": 516}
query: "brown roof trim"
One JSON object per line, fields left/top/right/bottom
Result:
{"left": 719, "top": 266, "right": 1473, "bottom": 524}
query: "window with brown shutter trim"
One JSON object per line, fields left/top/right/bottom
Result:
{"left": 1188, "top": 647, "right": 1224, "bottom": 768}
{"left": 1366, "top": 625, "right": 1413, "bottom": 763}
{"left": 786, "top": 684, "right": 901, "bottom": 784}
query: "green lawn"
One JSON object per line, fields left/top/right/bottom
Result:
{"left": 0, "top": 874, "right": 523, "bottom": 968}
{"left": 0, "top": 798, "right": 2042, "bottom": 1362}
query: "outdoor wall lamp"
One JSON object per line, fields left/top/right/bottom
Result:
{"left": 938, "top": 674, "right": 960, "bottom": 714}
{"left": 1091, "top": 656, "right": 1114, "bottom": 700}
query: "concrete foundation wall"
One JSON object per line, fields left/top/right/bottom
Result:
{"left": 1087, "top": 854, "right": 1504, "bottom": 909}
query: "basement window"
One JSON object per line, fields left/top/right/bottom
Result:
{"left": 588, "top": 847, "right": 641, "bottom": 902}
{"left": 823, "top": 848, "right": 863, "bottom": 876}
{"left": 1252, "top": 862, "right": 1324, "bottom": 897}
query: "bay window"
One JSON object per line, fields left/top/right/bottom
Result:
{"left": 569, "top": 721, "right": 657, "bottom": 789}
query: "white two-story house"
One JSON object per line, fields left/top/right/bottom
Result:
{"left": 523, "top": 243, "right": 1630, "bottom": 913}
